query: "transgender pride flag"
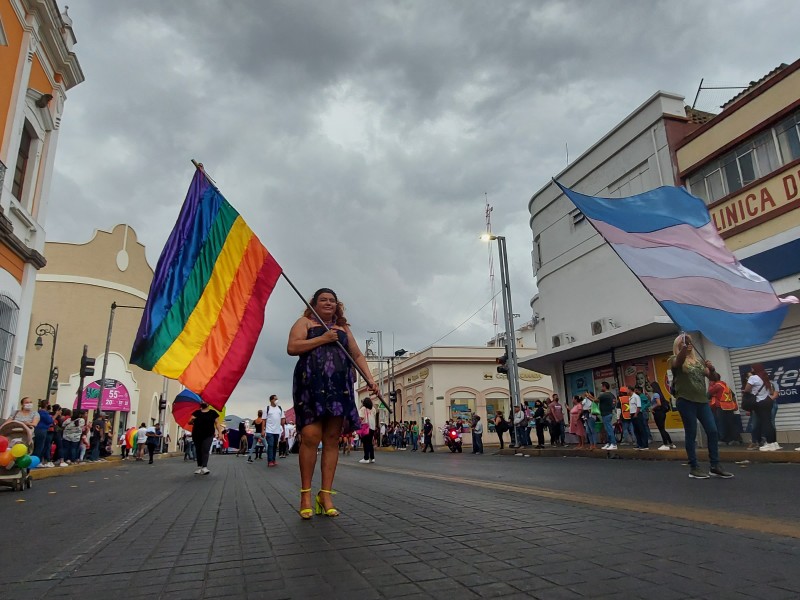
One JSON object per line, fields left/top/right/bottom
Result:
{"left": 557, "top": 182, "right": 798, "bottom": 348}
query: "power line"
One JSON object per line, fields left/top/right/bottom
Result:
{"left": 422, "top": 291, "right": 501, "bottom": 349}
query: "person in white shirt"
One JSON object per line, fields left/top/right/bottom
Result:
{"left": 136, "top": 422, "right": 148, "bottom": 461}
{"left": 745, "top": 363, "right": 780, "bottom": 451}
{"left": 580, "top": 394, "right": 597, "bottom": 449}
{"left": 264, "top": 394, "right": 286, "bottom": 466}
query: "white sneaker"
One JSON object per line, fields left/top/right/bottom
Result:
{"left": 670, "top": 444, "right": 677, "bottom": 449}
{"left": 370, "top": 459, "right": 375, "bottom": 463}
{"left": 607, "top": 445, "right": 617, "bottom": 450}
{"left": 773, "top": 443, "right": 783, "bottom": 450}
{"left": 759, "top": 443, "right": 777, "bottom": 452}
{"left": 59, "top": 462, "right": 68, "bottom": 467}
{"left": 359, "top": 459, "right": 369, "bottom": 464}
{"left": 194, "top": 468, "right": 203, "bottom": 474}
{"left": 601, "top": 444, "right": 610, "bottom": 450}
{"left": 658, "top": 445, "right": 671, "bottom": 451}
{"left": 795, "top": 447, "right": 800, "bottom": 451}
{"left": 201, "top": 467, "right": 210, "bottom": 474}
{"left": 46, "top": 462, "right": 55, "bottom": 468}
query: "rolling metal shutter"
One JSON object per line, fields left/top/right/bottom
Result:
{"left": 564, "top": 353, "right": 612, "bottom": 374}
{"left": 729, "top": 325, "right": 800, "bottom": 433}
{"left": 614, "top": 336, "right": 676, "bottom": 362}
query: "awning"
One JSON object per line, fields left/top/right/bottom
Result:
{"left": 518, "top": 317, "right": 678, "bottom": 376}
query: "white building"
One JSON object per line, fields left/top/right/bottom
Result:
{"left": 358, "top": 345, "right": 553, "bottom": 446}
{"left": 521, "top": 64, "right": 800, "bottom": 444}
{"left": 520, "top": 92, "right": 705, "bottom": 434}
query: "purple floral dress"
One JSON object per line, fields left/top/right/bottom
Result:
{"left": 292, "top": 326, "right": 361, "bottom": 434}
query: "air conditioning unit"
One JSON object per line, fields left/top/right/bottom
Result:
{"left": 551, "top": 333, "right": 574, "bottom": 348}
{"left": 590, "top": 318, "right": 617, "bottom": 336}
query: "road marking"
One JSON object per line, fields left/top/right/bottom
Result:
{"left": 362, "top": 464, "right": 800, "bottom": 540}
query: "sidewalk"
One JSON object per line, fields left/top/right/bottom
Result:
{"left": 494, "top": 442, "right": 800, "bottom": 463}
{"left": 30, "top": 452, "right": 181, "bottom": 480}
{"left": 377, "top": 443, "right": 800, "bottom": 463}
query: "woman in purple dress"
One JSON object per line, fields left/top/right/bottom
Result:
{"left": 288, "top": 288, "right": 378, "bottom": 519}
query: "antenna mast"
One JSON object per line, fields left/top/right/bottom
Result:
{"left": 485, "top": 194, "right": 499, "bottom": 341}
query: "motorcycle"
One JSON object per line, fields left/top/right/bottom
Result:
{"left": 444, "top": 426, "right": 463, "bottom": 453}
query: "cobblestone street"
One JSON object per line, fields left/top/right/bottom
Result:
{"left": 3, "top": 451, "right": 799, "bottom": 599}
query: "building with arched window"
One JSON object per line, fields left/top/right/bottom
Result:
{"left": 0, "top": 0, "right": 83, "bottom": 416}
{"left": 358, "top": 346, "right": 553, "bottom": 447}
{"left": 20, "top": 224, "right": 179, "bottom": 450}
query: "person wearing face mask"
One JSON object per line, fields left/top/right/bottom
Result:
{"left": 188, "top": 402, "right": 222, "bottom": 475}
{"left": 6, "top": 397, "right": 40, "bottom": 430}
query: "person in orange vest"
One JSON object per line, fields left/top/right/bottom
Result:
{"left": 708, "top": 372, "right": 740, "bottom": 445}
{"left": 617, "top": 387, "right": 635, "bottom": 445}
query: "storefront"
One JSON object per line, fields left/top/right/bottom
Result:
{"left": 75, "top": 378, "right": 133, "bottom": 440}
{"left": 563, "top": 335, "right": 684, "bottom": 433}
{"left": 728, "top": 322, "right": 800, "bottom": 442}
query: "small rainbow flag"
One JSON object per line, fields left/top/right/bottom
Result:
{"left": 131, "top": 169, "right": 282, "bottom": 409}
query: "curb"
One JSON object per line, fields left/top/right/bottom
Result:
{"left": 30, "top": 452, "right": 181, "bottom": 480}
{"left": 495, "top": 446, "right": 800, "bottom": 463}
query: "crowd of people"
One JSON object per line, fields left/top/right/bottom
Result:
{"left": 3, "top": 397, "right": 169, "bottom": 467}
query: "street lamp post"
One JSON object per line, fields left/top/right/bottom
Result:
{"left": 34, "top": 323, "right": 59, "bottom": 402}
{"left": 481, "top": 234, "right": 522, "bottom": 416}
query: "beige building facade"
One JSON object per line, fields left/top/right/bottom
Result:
{"left": 677, "top": 59, "right": 800, "bottom": 439}
{"left": 358, "top": 346, "right": 553, "bottom": 446}
{"left": 20, "top": 224, "right": 179, "bottom": 446}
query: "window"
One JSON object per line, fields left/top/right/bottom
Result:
{"left": 687, "top": 108, "right": 800, "bottom": 204}
{"left": 0, "top": 14, "right": 8, "bottom": 46}
{"left": 533, "top": 236, "right": 542, "bottom": 270}
{"left": 11, "top": 123, "right": 34, "bottom": 201}
{"left": 0, "top": 294, "right": 19, "bottom": 417}
{"left": 776, "top": 113, "right": 800, "bottom": 164}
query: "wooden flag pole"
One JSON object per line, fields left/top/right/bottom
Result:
{"left": 190, "top": 160, "right": 389, "bottom": 412}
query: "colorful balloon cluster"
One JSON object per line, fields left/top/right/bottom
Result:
{"left": 0, "top": 435, "right": 39, "bottom": 469}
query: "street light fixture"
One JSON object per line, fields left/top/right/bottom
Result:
{"left": 480, "top": 234, "right": 522, "bottom": 421}
{"left": 34, "top": 322, "right": 59, "bottom": 401}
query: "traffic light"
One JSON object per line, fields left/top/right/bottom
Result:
{"left": 158, "top": 395, "right": 167, "bottom": 411}
{"left": 496, "top": 352, "right": 509, "bottom": 375}
{"left": 388, "top": 391, "right": 397, "bottom": 402}
{"left": 80, "top": 353, "right": 95, "bottom": 378}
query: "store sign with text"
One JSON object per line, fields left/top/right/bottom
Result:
{"left": 76, "top": 379, "right": 132, "bottom": 412}
{"left": 736, "top": 356, "right": 800, "bottom": 404}
{"left": 711, "top": 165, "right": 800, "bottom": 237}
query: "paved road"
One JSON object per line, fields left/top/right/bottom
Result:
{"left": 2, "top": 450, "right": 799, "bottom": 599}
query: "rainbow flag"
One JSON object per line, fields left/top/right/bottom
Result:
{"left": 558, "top": 182, "right": 798, "bottom": 348}
{"left": 131, "top": 170, "right": 282, "bottom": 408}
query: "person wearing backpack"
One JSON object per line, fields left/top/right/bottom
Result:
{"left": 264, "top": 395, "right": 286, "bottom": 467}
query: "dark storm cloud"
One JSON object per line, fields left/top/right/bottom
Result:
{"left": 46, "top": 0, "right": 799, "bottom": 415}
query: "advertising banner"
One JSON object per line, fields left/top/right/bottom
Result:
{"left": 592, "top": 366, "right": 618, "bottom": 396}
{"left": 651, "top": 353, "right": 683, "bottom": 428}
{"left": 75, "top": 379, "right": 131, "bottom": 412}
{"left": 736, "top": 356, "right": 800, "bottom": 404}
{"left": 566, "top": 369, "right": 595, "bottom": 401}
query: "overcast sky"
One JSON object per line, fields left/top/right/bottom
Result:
{"left": 47, "top": 0, "right": 799, "bottom": 419}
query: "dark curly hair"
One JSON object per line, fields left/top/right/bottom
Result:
{"left": 303, "top": 287, "right": 349, "bottom": 326}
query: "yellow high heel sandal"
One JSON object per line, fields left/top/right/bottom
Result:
{"left": 315, "top": 489, "right": 339, "bottom": 517}
{"left": 299, "top": 488, "right": 313, "bottom": 520}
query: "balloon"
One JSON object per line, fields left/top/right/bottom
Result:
{"left": 0, "top": 435, "right": 8, "bottom": 452}
{"left": 28, "top": 455, "right": 41, "bottom": 469}
{"left": 0, "top": 450, "right": 13, "bottom": 467}
{"left": 10, "top": 443, "right": 28, "bottom": 458}
{"left": 15, "top": 455, "right": 31, "bottom": 468}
